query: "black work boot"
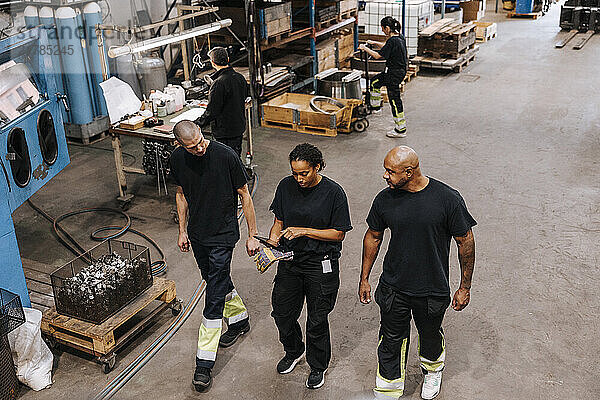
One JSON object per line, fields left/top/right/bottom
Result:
{"left": 306, "top": 369, "right": 326, "bottom": 389}
{"left": 219, "top": 320, "right": 250, "bottom": 348}
{"left": 193, "top": 367, "right": 212, "bottom": 391}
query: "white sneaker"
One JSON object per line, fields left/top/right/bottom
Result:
{"left": 387, "top": 129, "right": 407, "bottom": 138}
{"left": 421, "top": 371, "right": 442, "bottom": 399}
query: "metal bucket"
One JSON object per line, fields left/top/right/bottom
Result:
{"left": 316, "top": 69, "right": 362, "bottom": 99}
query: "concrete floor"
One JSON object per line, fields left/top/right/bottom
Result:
{"left": 12, "top": 2, "right": 600, "bottom": 399}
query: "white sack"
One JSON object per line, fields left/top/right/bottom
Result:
{"left": 8, "top": 308, "right": 53, "bottom": 391}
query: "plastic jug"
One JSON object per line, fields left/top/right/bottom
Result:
{"left": 165, "top": 84, "right": 185, "bottom": 111}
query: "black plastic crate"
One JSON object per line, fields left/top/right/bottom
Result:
{"left": 0, "top": 334, "right": 19, "bottom": 400}
{"left": 51, "top": 239, "right": 153, "bottom": 325}
{"left": 0, "top": 289, "right": 25, "bottom": 337}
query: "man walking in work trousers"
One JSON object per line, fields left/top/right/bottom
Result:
{"left": 195, "top": 46, "right": 249, "bottom": 157}
{"left": 169, "top": 120, "right": 260, "bottom": 391}
{"left": 359, "top": 146, "right": 476, "bottom": 400}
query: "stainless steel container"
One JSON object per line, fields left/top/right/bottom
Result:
{"left": 135, "top": 56, "right": 167, "bottom": 98}
{"left": 316, "top": 69, "right": 362, "bottom": 99}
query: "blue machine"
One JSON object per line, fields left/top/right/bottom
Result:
{"left": 516, "top": 0, "right": 535, "bottom": 13}
{"left": 0, "top": 26, "right": 70, "bottom": 307}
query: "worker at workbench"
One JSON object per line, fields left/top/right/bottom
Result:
{"left": 359, "top": 16, "right": 409, "bottom": 138}
{"left": 194, "top": 46, "right": 248, "bottom": 157}
{"left": 169, "top": 120, "right": 260, "bottom": 391}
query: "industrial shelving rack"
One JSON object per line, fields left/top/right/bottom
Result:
{"left": 247, "top": 0, "right": 360, "bottom": 95}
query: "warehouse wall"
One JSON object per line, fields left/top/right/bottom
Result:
{"left": 107, "top": 0, "right": 176, "bottom": 27}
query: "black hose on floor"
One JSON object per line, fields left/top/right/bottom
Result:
{"left": 26, "top": 202, "right": 166, "bottom": 276}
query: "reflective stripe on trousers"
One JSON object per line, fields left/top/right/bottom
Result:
{"left": 419, "top": 329, "right": 446, "bottom": 372}
{"left": 370, "top": 78, "right": 383, "bottom": 109}
{"left": 373, "top": 336, "right": 407, "bottom": 399}
{"left": 391, "top": 106, "right": 407, "bottom": 131}
{"left": 197, "top": 317, "right": 222, "bottom": 361}
{"left": 224, "top": 289, "right": 249, "bottom": 325}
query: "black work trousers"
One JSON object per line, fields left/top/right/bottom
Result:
{"left": 271, "top": 258, "right": 340, "bottom": 372}
{"left": 216, "top": 136, "right": 243, "bottom": 158}
{"left": 375, "top": 282, "right": 450, "bottom": 383}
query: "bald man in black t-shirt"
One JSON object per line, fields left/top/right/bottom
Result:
{"left": 170, "top": 120, "right": 260, "bottom": 391}
{"left": 359, "top": 146, "right": 477, "bottom": 400}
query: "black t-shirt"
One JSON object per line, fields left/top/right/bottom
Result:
{"left": 270, "top": 175, "right": 353, "bottom": 260}
{"left": 378, "top": 35, "right": 408, "bottom": 71}
{"left": 366, "top": 178, "right": 476, "bottom": 297}
{"left": 169, "top": 141, "right": 248, "bottom": 246}
{"left": 195, "top": 67, "right": 249, "bottom": 139}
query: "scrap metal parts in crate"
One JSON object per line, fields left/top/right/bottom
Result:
{"left": 261, "top": 93, "right": 365, "bottom": 136}
{"left": 42, "top": 239, "right": 181, "bottom": 373}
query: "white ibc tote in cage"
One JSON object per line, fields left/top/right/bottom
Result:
{"left": 358, "top": 0, "right": 434, "bottom": 56}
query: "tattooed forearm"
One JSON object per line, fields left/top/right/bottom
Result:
{"left": 455, "top": 230, "right": 475, "bottom": 289}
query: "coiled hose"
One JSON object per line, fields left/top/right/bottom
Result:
{"left": 26, "top": 203, "right": 167, "bottom": 276}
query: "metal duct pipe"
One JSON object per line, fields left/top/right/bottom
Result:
{"left": 107, "top": 19, "right": 232, "bottom": 58}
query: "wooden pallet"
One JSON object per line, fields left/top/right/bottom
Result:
{"left": 66, "top": 131, "right": 107, "bottom": 145}
{"left": 316, "top": 17, "right": 341, "bottom": 30}
{"left": 507, "top": 11, "right": 543, "bottom": 19}
{"left": 477, "top": 31, "right": 497, "bottom": 41}
{"left": 261, "top": 30, "right": 292, "bottom": 45}
{"left": 262, "top": 119, "right": 338, "bottom": 137}
{"left": 475, "top": 22, "right": 498, "bottom": 42}
{"left": 404, "top": 64, "right": 420, "bottom": 83}
{"left": 41, "top": 278, "right": 178, "bottom": 372}
{"left": 339, "top": 8, "right": 358, "bottom": 20}
{"left": 412, "top": 45, "right": 479, "bottom": 73}
{"left": 420, "top": 42, "right": 476, "bottom": 59}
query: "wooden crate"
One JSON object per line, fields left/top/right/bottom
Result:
{"left": 418, "top": 22, "right": 477, "bottom": 58}
{"left": 475, "top": 22, "right": 497, "bottom": 41}
{"left": 259, "top": 2, "right": 292, "bottom": 39}
{"left": 261, "top": 93, "right": 355, "bottom": 137}
{"left": 41, "top": 278, "right": 176, "bottom": 360}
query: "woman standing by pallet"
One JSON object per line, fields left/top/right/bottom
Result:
{"left": 359, "top": 16, "right": 409, "bottom": 138}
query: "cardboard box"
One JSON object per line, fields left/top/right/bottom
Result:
{"left": 460, "top": 0, "right": 486, "bottom": 22}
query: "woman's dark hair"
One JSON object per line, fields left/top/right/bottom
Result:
{"left": 289, "top": 143, "right": 325, "bottom": 171}
{"left": 381, "top": 16, "right": 401, "bottom": 33}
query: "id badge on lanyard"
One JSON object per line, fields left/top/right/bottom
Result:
{"left": 322, "top": 255, "right": 332, "bottom": 273}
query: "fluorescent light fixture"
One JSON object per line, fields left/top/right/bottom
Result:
{"left": 108, "top": 19, "right": 232, "bottom": 58}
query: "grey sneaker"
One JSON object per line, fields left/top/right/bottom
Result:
{"left": 421, "top": 371, "right": 442, "bottom": 399}
{"left": 387, "top": 128, "right": 407, "bottom": 138}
